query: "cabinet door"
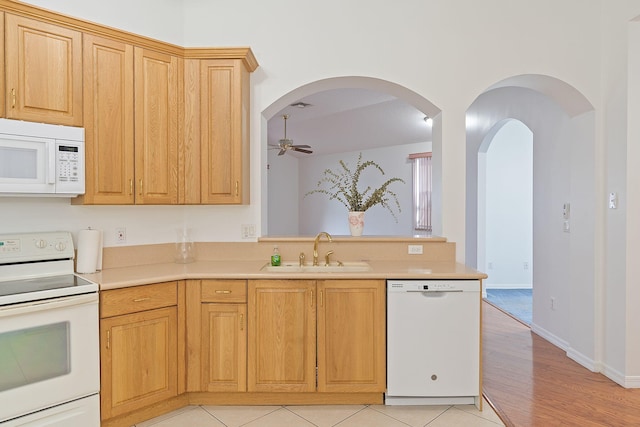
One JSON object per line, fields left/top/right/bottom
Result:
{"left": 79, "top": 34, "right": 134, "bottom": 204}
{"left": 247, "top": 280, "right": 316, "bottom": 392}
{"left": 134, "top": 47, "right": 179, "bottom": 204}
{"left": 317, "top": 280, "right": 386, "bottom": 392}
{"left": 199, "top": 59, "right": 250, "bottom": 204}
{"left": 5, "top": 14, "right": 82, "bottom": 125}
{"left": 100, "top": 306, "right": 178, "bottom": 419}
{"left": 201, "top": 303, "right": 247, "bottom": 392}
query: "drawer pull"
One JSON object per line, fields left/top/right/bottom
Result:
{"left": 11, "top": 88, "right": 16, "bottom": 109}
{"left": 240, "top": 313, "right": 244, "bottom": 331}
{"left": 133, "top": 297, "right": 151, "bottom": 302}
{"left": 215, "top": 290, "right": 232, "bottom": 294}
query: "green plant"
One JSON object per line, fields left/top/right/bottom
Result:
{"left": 305, "top": 153, "right": 405, "bottom": 221}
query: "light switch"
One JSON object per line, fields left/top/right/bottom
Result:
{"left": 609, "top": 192, "right": 617, "bottom": 209}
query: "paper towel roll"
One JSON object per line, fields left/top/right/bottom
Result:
{"left": 77, "top": 228, "right": 102, "bottom": 274}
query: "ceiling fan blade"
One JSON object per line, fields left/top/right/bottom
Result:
{"left": 291, "top": 144, "right": 311, "bottom": 149}
{"left": 292, "top": 147, "right": 313, "bottom": 154}
{"left": 278, "top": 149, "right": 286, "bottom": 156}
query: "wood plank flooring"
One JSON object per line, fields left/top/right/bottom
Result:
{"left": 482, "top": 301, "right": 640, "bottom": 427}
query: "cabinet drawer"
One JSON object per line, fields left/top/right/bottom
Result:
{"left": 201, "top": 280, "right": 246, "bottom": 303}
{"left": 100, "top": 281, "right": 178, "bottom": 318}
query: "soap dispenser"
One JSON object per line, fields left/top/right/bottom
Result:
{"left": 271, "top": 245, "right": 281, "bottom": 266}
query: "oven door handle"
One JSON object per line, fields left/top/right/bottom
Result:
{"left": 0, "top": 293, "right": 98, "bottom": 318}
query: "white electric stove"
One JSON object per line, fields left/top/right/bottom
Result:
{"left": 0, "top": 231, "right": 100, "bottom": 426}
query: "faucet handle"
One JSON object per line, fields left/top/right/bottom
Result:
{"left": 299, "top": 252, "right": 306, "bottom": 267}
{"left": 324, "top": 250, "right": 334, "bottom": 266}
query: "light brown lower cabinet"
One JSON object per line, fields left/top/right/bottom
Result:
{"left": 99, "top": 282, "right": 181, "bottom": 421}
{"left": 247, "top": 279, "right": 386, "bottom": 393}
{"left": 99, "top": 278, "right": 385, "bottom": 424}
{"left": 185, "top": 279, "right": 248, "bottom": 393}
{"left": 317, "top": 279, "right": 386, "bottom": 392}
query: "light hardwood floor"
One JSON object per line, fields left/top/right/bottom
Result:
{"left": 482, "top": 301, "right": 640, "bottom": 426}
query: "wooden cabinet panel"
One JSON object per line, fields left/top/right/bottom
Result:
{"left": 100, "top": 282, "right": 178, "bottom": 318}
{"left": 79, "top": 34, "right": 134, "bottom": 204}
{"left": 0, "top": 12, "right": 5, "bottom": 118}
{"left": 317, "top": 280, "right": 386, "bottom": 392}
{"left": 5, "top": 14, "right": 82, "bottom": 125}
{"left": 201, "top": 279, "right": 247, "bottom": 303}
{"left": 198, "top": 59, "right": 250, "bottom": 204}
{"left": 247, "top": 279, "right": 316, "bottom": 392}
{"left": 100, "top": 306, "right": 178, "bottom": 419}
{"left": 201, "top": 303, "right": 247, "bottom": 392}
{"left": 134, "top": 47, "right": 180, "bottom": 204}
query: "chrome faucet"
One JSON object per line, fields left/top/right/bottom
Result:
{"left": 313, "top": 231, "right": 333, "bottom": 266}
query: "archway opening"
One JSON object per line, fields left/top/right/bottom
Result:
{"left": 261, "top": 77, "right": 441, "bottom": 236}
{"left": 480, "top": 119, "right": 533, "bottom": 324}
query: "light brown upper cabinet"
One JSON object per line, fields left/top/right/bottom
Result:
{"left": 184, "top": 58, "right": 251, "bottom": 204}
{"left": 77, "top": 42, "right": 180, "bottom": 205}
{"left": 5, "top": 14, "right": 82, "bottom": 126}
{"left": 79, "top": 34, "right": 135, "bottom": 204}
{"left": 1, "top": 2, "right": 257, "bottom": 205}
{"left": 133, "top": 47, "right": 180, "bottom": 204}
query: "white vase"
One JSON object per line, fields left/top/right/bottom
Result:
{"left": 348, "top": 211, "right": 365, "bottom": 236}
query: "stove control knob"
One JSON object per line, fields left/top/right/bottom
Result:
{"left": 55, "top": 242, "right": 67, "bottom": 251}
{"left": 35, "top": 239, "right": 47, "bottom": 249}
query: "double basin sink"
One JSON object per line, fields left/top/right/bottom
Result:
{"left": 261, "top": 261, "right": 372, "bottom": 273}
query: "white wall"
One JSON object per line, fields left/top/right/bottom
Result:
{"left": 266, "top": 150, "right": 299, "bottom": 236}
{"left": 9, "top": 0, "right": 640, "bottom": 384}
{"left": 483, "top": 120, "right": 533, "bottom": 288}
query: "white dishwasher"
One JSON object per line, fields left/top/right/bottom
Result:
{"left": 386, "top": 279, "right": 480, "bottom": 406}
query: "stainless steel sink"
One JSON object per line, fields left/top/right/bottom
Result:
{"left": 261, "top": 261, "right": 372, "bottom": 273}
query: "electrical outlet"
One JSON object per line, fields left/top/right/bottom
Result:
{"left": 115, "top": 227, "right": 126, "bottom": 244}
{"left": 241, "top": 224, "right": 256, "bottom": 239}
{"left": 523, "top": 261, "right": 529, "bottom": 270}
{"left": 408, "top": 244, "right": 423, "bottom": 254}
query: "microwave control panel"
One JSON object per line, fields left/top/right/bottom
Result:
{"left": 57, "top": 145, "right": 81, "bottom": 183}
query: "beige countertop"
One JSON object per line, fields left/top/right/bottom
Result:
{"left": 79, "top": 259, "right": 487, "bottom": 290}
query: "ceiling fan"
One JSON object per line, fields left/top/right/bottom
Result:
{"left": 269, "top": 114, "right": 313, "bottom": 156}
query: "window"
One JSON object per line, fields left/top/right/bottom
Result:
{"left": 410, "top": 152, "right": 432, "bottom": 234}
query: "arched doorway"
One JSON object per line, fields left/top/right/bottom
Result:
{"left": 480, "top": 119, "right": 533, "bottom": 324}
{"left": 465, "top": 74, "right": 595, "bottom": 342}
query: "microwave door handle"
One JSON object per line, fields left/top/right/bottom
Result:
{"left": 47, "top": 142, "right": 56, "bottom": 184}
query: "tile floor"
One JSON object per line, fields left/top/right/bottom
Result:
{"left": 135, "top": 399, "right": 504, "bottom": 427}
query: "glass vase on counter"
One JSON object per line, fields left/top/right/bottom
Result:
{"left": 175, "top": 228, "right": 195, "bottom": 264}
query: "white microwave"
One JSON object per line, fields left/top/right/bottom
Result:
{"left": 0, "top": 119, "right": 85, "bottom": 196}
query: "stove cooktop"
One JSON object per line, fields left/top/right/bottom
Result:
{"left": 0, "top": 231, "right": 98, "bottom": 306}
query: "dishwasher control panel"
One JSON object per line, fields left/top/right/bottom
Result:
{"left": 387, "top": 280, "right": 479, "bottom": 292}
